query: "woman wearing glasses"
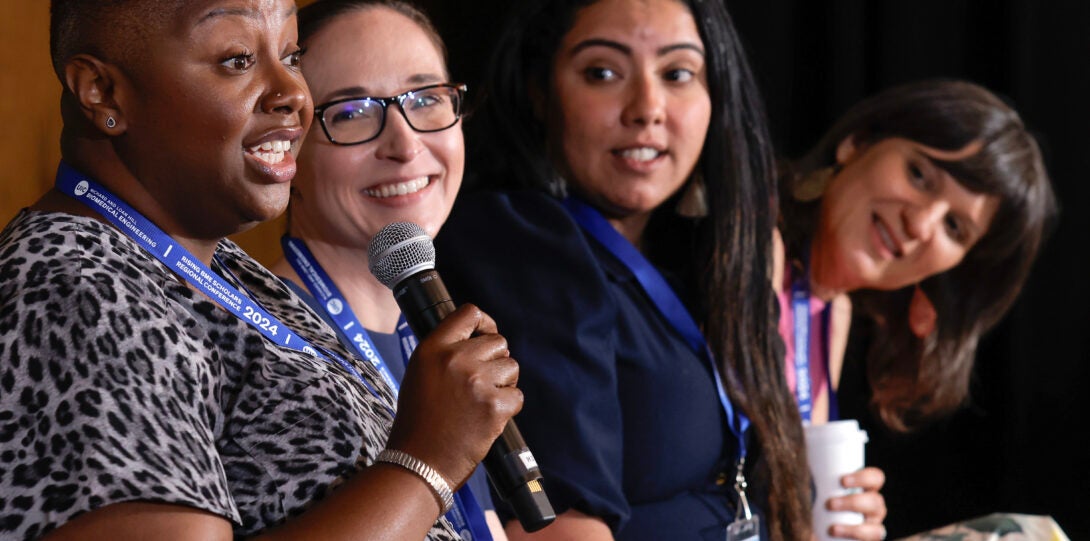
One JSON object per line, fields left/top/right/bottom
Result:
{"left": 270, "top": 2, "right": 507, "bottom": 540}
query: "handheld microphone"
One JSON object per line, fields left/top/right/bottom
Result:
{"left": 368, "top": 222, "right": 556, "bottom": 533}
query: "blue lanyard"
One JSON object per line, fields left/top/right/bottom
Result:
{"left": 560, "top": 197, "right": 750, "bottom": 462}
{"left": 280, "top": 236, "right": 491, "bottom": 541}
{"left": 54, "top": 162, "right": 394, "bottom": 413}
{"left": 790, "top": 267, "right": 836, "bottom": 423}
{"left": 281, "top": 236, "right": 411, "bottom": 400}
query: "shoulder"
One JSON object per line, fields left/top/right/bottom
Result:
{"left": 0, "top": 210, "right": 179, "bottom": 334}
{"left": 436, "top": 190, "right": 607, "bottom": 293}
{"left": 1, "top": 209, "right": 176, "bottom": 288}
{"left": 441, "top": 190, "right": 584, "bottom": 245}
{"left": 0, "top": 213, "right": 244, "bottom": 537}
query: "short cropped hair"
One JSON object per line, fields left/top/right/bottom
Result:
{"left": 50, "top": 0, "right": 176, "bottom": 82}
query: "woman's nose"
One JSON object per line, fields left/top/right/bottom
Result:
{"left": 260, "top": 64, "right": 310, "bottom": 119}
{"left": 374, "top": 107, "right": 424, "bottom": 161}
{"left": 621, "top": 74, "right": 665, "bottom": 127}
{"left": 904, "top": 199, "right": 949, "bottom": 241}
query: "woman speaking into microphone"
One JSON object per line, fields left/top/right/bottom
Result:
{"left": 0, "top": 1, "right": 518, "bottom": 539}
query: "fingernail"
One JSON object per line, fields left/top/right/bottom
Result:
{"left": 842, "top": 474, "right": 856, "bottom": 486}
{"left": 827, "top": 498, "right": 842, "bottom": 511}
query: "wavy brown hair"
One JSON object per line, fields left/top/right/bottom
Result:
{"left": 781, "top": 80, "right": 1057, "bottom": 431}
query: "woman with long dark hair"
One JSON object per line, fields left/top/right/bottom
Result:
{"left": 436, "top": 0, "right": 812, "bottom": 539}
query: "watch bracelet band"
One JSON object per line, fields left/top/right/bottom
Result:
{"left": 375, "top": 449, "right": 455, "bottom": 514}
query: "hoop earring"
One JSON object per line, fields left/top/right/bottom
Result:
{"left": 676, "top": 174, "right": 707, "bottom": 218}
{"left": 792, "top": 165, "right": 839, "bottom": 202}
{"left": 105, "top": 116, "right": 117, "bottom": 129}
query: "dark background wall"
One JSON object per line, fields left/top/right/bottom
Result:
{"left": 418, "top": 1, "right": 1090, "bottom": 538}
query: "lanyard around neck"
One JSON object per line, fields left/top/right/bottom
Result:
{"left": 280, "top": 236, "right": 492, "bottom": 541}
{"left": 281, "top": 236, "right": 418, "bottom": 399}
{"left": 54, "top": 162, "right": 393, "bottom": 413}
{"left": 790, "top": 263, "right": 836, "bottom": 423}
{"left": 560, "top": 196, "right": 750, "bottom": 462}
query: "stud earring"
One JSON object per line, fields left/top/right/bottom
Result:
{"left": 105, "top": 116, "right": 116, "bottom": 129}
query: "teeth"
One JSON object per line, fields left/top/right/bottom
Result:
{"left": 874, "top": 217, "right": 899, "bottom": 256}
{"left": 618, "top": 147, "right": 660, "bottom": 162}
{"left": 247, "top": 140, "right": 291, "bottom": 165}
{"left": 365, "top": 177, "right": 430, "bottom": 198}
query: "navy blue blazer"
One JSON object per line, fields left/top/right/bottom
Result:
{"left": 436, "top": 191, "right": 761, "bottom": 540}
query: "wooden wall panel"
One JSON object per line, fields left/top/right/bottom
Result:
{"left": 0, "top": 3, "right": 61, "bottom": 226}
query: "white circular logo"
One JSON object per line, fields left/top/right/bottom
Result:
{"left": 326, "top": 299, "right": 344, "bottom": 315}
{"left": 74, "top": 181, "right": 89, "bottom": 196}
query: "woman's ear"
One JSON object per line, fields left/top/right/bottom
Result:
{"left": 63, "top": 54, "right": 128, "bottom": 134}
{"left": 835, "top": 134, "right": 859, "bottom": 165}
{"left": 908, "top": 285, "right": 937, "bottom": 339}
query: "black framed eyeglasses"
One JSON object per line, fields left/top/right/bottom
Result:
{"left": 313, "top": 83, "right": 467, "bottom": 146}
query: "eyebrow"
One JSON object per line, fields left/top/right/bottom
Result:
{"left": 569, "top": 38, "right": 705, "bottom": 57}
{"left": 196, "top": 4, "right": 298, "bottom": 26}
{"left": 321, "top": 74, "right": 447, "bottom": 102}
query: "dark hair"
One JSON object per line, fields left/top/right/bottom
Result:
{"left": 469, "top": 1, "right": 811, "bottom": 539}
{"left": 298, "top": 0, "right": 447, "bottom": 68}
{"left": 781, "top": 80, "right": 1057, "bottom": 430}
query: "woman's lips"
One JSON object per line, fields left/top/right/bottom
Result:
{"left": 872, "top": 213, "right": 903, "bottom": 258}
{"left": 243, "top": 138, "right": 297, "bottom": 183}
{"left": 611, "top": 146, "right": 666, "bottom": 172}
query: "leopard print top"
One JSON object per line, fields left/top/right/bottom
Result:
{"left": 0, "top": 210, "right": 459, "bottom": 540}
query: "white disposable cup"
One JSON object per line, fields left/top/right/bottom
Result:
{"left": 804, "top": 419, "right": 869, "bottom": 540}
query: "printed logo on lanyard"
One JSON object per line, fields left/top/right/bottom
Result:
{"left": 281, "top": 236, "right": 408, "bottom": 398}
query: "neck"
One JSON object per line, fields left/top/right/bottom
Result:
{"left": 606, "top": 212, "right": 652, "bottom": 250}
{"left": 807, "top": 236, "right": 845, "bottom": 302}
{"left": 47, "top": 140, "right": 221, "bottom": 265}
{"left": 272, "top": 221, "right": 402, "bottom": 333}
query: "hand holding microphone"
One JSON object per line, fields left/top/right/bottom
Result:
{"left": 383, "top": 304, "right": 521, "bottom": 497}
{"left": 369, "top": 222, "right": 556, "bottom": 532}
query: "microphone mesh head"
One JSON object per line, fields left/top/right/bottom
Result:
{"left": 368, "top": 222, "right": 436, "bottom": 289}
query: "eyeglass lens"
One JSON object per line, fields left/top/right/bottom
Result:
{"left": 322, "top": 85, "right": 462, "bottom": 144}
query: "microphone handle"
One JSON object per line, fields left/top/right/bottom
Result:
{"left": 394, "top": 269, "right": 556, "bottom": 532}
